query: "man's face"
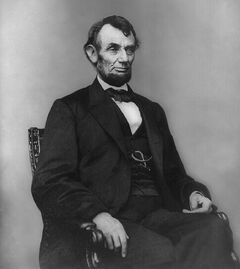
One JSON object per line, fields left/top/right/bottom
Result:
{"left": 96, "top": 24, "right": 136, "bottom": 86}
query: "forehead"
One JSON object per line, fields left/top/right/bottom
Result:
{"left": 97, "top": 24, "right": 135, "bottom": 48}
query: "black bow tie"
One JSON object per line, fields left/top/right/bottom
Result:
{"left": 105, "top": 87, "right": 133, "bottom": 102}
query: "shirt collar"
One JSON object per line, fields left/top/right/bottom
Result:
{"left": 97, "top": 75, "right": 128, "bottom": 92}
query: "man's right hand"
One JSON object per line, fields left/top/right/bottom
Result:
{"left": 92, "top": 212, "right": 129, "bottom": 258}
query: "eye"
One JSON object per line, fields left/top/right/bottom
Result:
{"left": 107, "top": 45, "right": 119, "bottom": 53}
{"left": 126, "top": 47, "right": 135, "bottom": 55}
{"left": 109, "top": 47, "right": 118, "bottom": 52}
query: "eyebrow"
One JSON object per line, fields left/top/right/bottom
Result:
{"left": 106, "top": 43, "right": 136, "bottom": 50}
{"left": 125, "top": 45, "right": 136, "bottom": 50}
{"left": 106, "top": 43, "right": 120, "bottom": 49}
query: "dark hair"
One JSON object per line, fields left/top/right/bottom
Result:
{"left": 83, "top": 15, "right": 140, "bottom": 54}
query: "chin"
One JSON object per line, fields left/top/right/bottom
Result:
{"left": 102, "top": 72, "right": 132, "bottom": 87}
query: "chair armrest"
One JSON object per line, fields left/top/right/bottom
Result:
{"left": 80, "top": 223, "right": 105, "bottom": 268}
{"left": 215, "top": 211, "right": 230, "bottom": 226}
{"left": 28, "top": 127, "right": 106, "bottom": 268}
{"left": 211, "top": 204, "right": 229, "bottom": 226}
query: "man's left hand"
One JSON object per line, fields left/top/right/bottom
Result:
{"left": 183, "top": 192, "right": 213, "bottom": 214}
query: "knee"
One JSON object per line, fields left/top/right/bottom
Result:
{"left": 206, "top": 214, "right": 227, "bottom": 227}
{"left": 203, "top": 214, "right": 232, "bottom": 239}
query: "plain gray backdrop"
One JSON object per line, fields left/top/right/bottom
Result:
{"left": 1, "top": 0, "right": 240, "bottom": 268}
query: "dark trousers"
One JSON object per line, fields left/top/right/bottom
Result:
{"left": 103, "top": 196, "right": 238, "bottom": 269}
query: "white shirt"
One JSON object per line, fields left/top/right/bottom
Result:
{"left": 97, "top": 76, "right": 142, "bottom": 135}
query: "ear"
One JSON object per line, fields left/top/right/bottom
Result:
{"left": 85, "top": 45, "right": 98, "bottom": 64}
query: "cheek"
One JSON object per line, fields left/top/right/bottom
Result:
{"left": 103, "top": 60, "right": 117, "bottom": 73}
{"left": 101, "top": 58, "right": 114, "bottom": 69}
{"left": 98, "top": 53, "right": 117, "bottom": 72}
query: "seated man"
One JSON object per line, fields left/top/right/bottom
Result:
{"left": 32, "top": 15, "right": 239, "bottom": 269}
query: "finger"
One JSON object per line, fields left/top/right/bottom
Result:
{"left": 105, "top": 235, "right": 114, "bottom": 250}
{"left": 112, "top": 233, "right": 121, "bottom": 252}
{"left": 200, "top": 199, "right": 212, "bottom": 211}
{"left": 119, "top": 234, "right": 128, "bottom": 258}
{"left": 183, "top": 207, "right": 209, "bottom": 214}
{"left": 182, "top": 209, "right": 191, "bottom": 213}
{"left": 205, "top": 202, "right": 213, "bottom": 213}
{"left": 208, "top": 206, "right": 213, "bottom": 213}
{"left": 96, "top": 230, "right": 104, "bottom": 243}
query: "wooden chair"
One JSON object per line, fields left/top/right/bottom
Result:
{"left": 28, "top": 127, "right": 104, "bottom": 269}
{"left": 28, "top": 127, "right": 239, "bottom": 267}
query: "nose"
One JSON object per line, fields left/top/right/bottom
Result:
{"left": 118, "top": 49, "right": 128, "bottom": 63}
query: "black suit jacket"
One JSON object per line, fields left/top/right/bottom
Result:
{"left": 32, "top": 78, "right": 210, "bottom": 268}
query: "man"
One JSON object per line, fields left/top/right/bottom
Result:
{"left": 32, "top": 15, "right": 238, "bottom": 269}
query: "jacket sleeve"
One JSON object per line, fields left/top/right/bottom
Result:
{"left": 31, "top": 99, "right": 109, "bottom": 223}
{"left": 155, "top": 103, "right": 211, "bottom": 209}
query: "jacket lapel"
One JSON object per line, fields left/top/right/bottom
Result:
{"left": 88, "top": 79, "right": 128, "bottom": 159}
{"left": 88, "top": 79, "right": 164, "bottom": 164}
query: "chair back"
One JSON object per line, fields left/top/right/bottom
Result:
{"left": 28, "top": 127, "right": 44, "bottom": 174}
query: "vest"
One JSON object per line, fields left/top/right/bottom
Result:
{"left": 113, "top": 103, "right": 160, "bottom": 196}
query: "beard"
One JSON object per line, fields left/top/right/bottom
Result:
{"left": 98, "top": 70, "right": 132, "bottom": 87}
{"left": 96, "top": 56, "right": 132, "bottom": 87}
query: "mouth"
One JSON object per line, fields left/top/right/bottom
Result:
{"left": 114, "top": 67, "right": 129, "bottom": 73}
